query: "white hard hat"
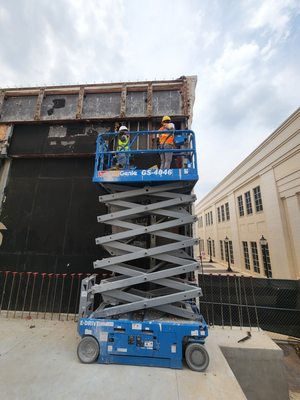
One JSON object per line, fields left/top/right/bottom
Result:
{"left": 119, "top": 125, "right": 128, "bottom": 132}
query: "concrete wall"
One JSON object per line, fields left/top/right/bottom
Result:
{"left": 221, "top": 346, "right": 289, "bottom": 400}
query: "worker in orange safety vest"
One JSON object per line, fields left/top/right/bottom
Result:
{"left": 158, "top": 115, "right": 175, "bottom": 169}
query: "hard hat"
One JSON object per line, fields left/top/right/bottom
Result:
{"left": 119, "top": 125, "right": 128, "bottom": 132}
{"left": 162, "top": 116, "right": 171, "bottom": 123}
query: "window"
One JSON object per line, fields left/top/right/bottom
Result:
{"left": 225, "top": 202, "right": 230, "bottom": 220}
{"left": 220, "top": 240, "right": 224, "bottom": 260}
{"left": 253, "top": 186, "right": 263, "bottom": 212}
{"left": 198, "top": 216, "right": 203, "bottom": 228}
{"left": 224, "top": 240, "right": 229, "bottom": 262}
{"left": 242, "top": 241, "right": 250, "bottom": 270}
{"left": 251, "top": 242, "right": 260, "bottom": 273}
{"left": 217, "top": 207, "right": 221, "bottom": 223}
{"left": 206, "top": 212, "right": 213, "bottom": 226}
{"left": 261, "top": 243, "right": 272, "bottom": 278}
{"left": 237, "top": 195, "right": 244, "bottom": 217}
{"left": 245, "top": 191, "right": 253, "bottom": 215}
{"left": 229, "top": 241, "right": 234, "bottom": 264}
{"left": 199, "top": 239, "right": 204, "bottom": 252}
{"left": 212, "top": 240, "right": 215, "bottom": 257}
{"left": 221, "top": 205, "right": 225, "bottom": 221}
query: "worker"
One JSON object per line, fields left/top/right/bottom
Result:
{"left": 158, "top": 116, "right": 175, "bottom": 169}
{"left": 115, "top": 125, "right": 130, "bottom": 169}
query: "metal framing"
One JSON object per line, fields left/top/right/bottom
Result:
{"left": 0, "top": 76, "right": 197, "bottom": 124}
{"left": 78, "top": 182, "right": 202, "bottom": 320}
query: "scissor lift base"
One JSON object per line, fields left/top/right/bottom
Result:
{"left": 77, "top": 317, "right": 209, "bottom": 371}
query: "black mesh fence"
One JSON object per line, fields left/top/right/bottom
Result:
{"left": 198, "top": 273, "right": 300, "bottom": 338}
{"left": 1, "top": 270, "right": 299, "bottom": 338}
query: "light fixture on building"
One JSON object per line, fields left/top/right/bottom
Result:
{"left": 224, "top": 236, "right": 233, "bottom": 272}
{"left": 259, "top": 235, "right": 267, "bottom": 246}
{"left": 198, "top": 237, "right": 204, "bottom": 273}
{"left": 198, "top": 237, "right": 202, "bottom": 260}
{"left": 207, "top": 236, "right": 213, "bottom": 263}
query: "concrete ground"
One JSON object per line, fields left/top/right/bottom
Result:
{"left": 0, "top": 317, "right": 289, "bottom": 400}
{"left": 196, "top": 256, "right": 249, "bottom": 276}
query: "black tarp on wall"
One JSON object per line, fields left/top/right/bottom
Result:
{"left": 0, "top": 157, "right": 107, "bottom": 273}
{"left": 0, "top": 122, "right": 110, "bottom": 274}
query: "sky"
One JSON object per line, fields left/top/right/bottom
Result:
{"left": 0, "top": 0, "right": 299, "bottom": 199}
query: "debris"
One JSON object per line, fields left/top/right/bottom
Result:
{"left": 238, "top": 331, "right": 251, "bottom": 343}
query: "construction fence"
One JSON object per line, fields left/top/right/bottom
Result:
{"left": 198, "top": 273, "right": 300, "bottom": 338}
{"left": 0, "top": 270, "right": 299, "bottom": 338}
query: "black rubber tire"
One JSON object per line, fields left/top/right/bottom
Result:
{"left": 77, "top": 336, "right": 100, "bottom": 364}
{"left": 185, "top": 343, "right": 209, "bottom": 372}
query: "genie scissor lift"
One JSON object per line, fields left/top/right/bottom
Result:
{"left": 77, "top": 129, "right": 209, "bottom": 371}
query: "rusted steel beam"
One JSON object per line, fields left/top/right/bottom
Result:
{"left": 120, "top": 84, "right": 127, "bottom": 118}
{"left": 181, "top": 76, "right": 189, "bottom": 116}
{"left": 34, "top": 89, "right": 45, "bottom": 121}
{"left": 0, "top": 91, "right": 5, "bottom": 118}
{"left": 3, "top": 85, "right": 183, "bottom": 98}
{"left": 1, "top": 80, "right": 185, "bottom": 97}
{"left": 3, "top": 90, "right": 40, "bottom": 97}
{"left": 83, "top": 87, "right": 122, "bottom": 94}
{"left": 147, "top": 84, "right": 153, "bottom": 118}
{"left": 10, "top": 153, "right": 95, "bottom": 159}
{"left": 76, "top": 86, "right": 85, "bottom": 119}
{"left": 4, "top": 115, "right": 186, "bottom": 126}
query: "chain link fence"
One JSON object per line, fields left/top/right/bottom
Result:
{"left": 198, "top": 273, "right": 300, "bottom": 338}
{"left": 1, "top": 270, "right": 299, "bottom": 338}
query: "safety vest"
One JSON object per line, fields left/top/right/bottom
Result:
{"left": 117, "top": 135, "right": 129, "bottom": 151}
{"left": 159, "top": 127, "right": 174, "bottom": 145}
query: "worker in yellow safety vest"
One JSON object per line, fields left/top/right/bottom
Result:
{"left": 158, "top": 116, "right": 175, "bottom": 169}
{"left": 116, "top": 125, "right": 130, "bottom": 168}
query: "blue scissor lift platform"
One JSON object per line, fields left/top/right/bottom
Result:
{"left": 77, "top": 129, "right": 209, "bottom": 371}
{"left": 92, "top": 130, "right": 198, "bottom": 185}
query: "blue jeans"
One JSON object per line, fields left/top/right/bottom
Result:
{"left": 116, "top": 153, "right": 128, "bottom": 168}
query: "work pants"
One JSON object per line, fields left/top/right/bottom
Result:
{"left": 160, "top": 144, "right": 173, "bottom": 169}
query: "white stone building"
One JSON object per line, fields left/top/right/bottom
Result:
{"left": 195, "top": 108, "right": 300, "bottom": 279}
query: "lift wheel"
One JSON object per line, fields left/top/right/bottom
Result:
{"left": 185, "top": 343, "right": 209, "bottom": 372}
{"left": 77, "top": 336, "right": 100, "bottom": 364}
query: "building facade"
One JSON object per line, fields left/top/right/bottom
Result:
{"left": 0, "top": 76, "right": 197, "bottom": 274}
{"left": 195, "top": 108, "right": 300, "bottom": 280}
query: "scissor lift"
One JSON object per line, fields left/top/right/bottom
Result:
{"left": 77, "top": 129, "right": 209, "bottom": 371}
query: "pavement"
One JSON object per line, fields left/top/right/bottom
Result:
{"left": 196, "top": 257, "right": 249, "bottom": 276}
{"left": 0, "top": 316, "right": 289, "bottom": 400}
